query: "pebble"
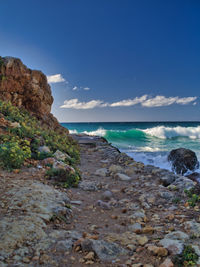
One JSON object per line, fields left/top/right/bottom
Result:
{"left": 137, "top": 235, "right": 148, "bottom": 246}
{"left": 101, "top": 190, "right": 113, "bottom": 201}
{"left": 115, "top": 173, "right": 132, "bottom": 181}
{"left": 159, "top": 258, "right": 174, "bottom": 267}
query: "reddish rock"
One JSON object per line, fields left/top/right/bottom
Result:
{"left": 0, "top": 56, "right": 68, "bottom": 133}
{"left": 159, "top": 258, "right": 174, "bottom": 267}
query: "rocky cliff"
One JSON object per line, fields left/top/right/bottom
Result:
{"left": 0, "top": 56, "right": 67, "bottom": 133}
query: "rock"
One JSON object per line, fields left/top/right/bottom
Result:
{"left": 0, "top": 56, "right": 67, "bottom": 133}
{"left": 164, "top": 231, "right": 189, "bottom": 242}
{"left": 109, "top": 164, "right": 123, "bottom": 174}
{"left": 147, "top": 246, "right": 168, "bottom": 256}
{"left": 0, "top": 179, "right": 71, "bottom": 259}
{"left": 84, "top": 251, "right": 95, "bottom": 260}
{"left": 52, "top": 161, "right": 75, "bottom": 173}
{"left": 159, "top": 239, "right": 183, "bottom": 255}
{"left": 159, "top": 258, "right": 174, "bottom": 267}
{"left": 81, "top": 239, "right": 127, "bottom": 261}
{"left": 128, "top": 223, "right": 142, "bottom": 233}
{"left": 159, "top": 191, "right": 174, "bottom": 200}
{"left": 79, "top": 181, "right": 98, "bottom": 191}
{"left": 97, "top": 200, "right": 111, "bottom": 210}
{"left": 115, "top": 173, "right": 131, "bottom": 181}
{"left": 159, "top": 174, "right": 177, "bottom": 186}
{"left": 55, "top": 240, "right": 74, "bottom": 252}
{"left": 137, "top": 235, "right": 148, "bottom": 246}
{"left": 168, "top": 148, "right": 199, "bottom": 175}
{"left": 53, "top": 150, "right": 71, "bottom": 161}
{"left": 95, "top": 168, "right": 108, "bottom": 177}
{"left": 38, "top": 145, "right": 51, "bottom": 153}
{"left": 184, "top": 220, "right": 200, "bottom": 238}
{"left": 171, "top": 176, "right": 195, "bottom": 191}
{"left": 101, "top": 191, "right": 113, "bottom": 201}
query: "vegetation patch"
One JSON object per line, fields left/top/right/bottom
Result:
{"left": 45, "top": 168, "right": 80, "bottom": 188}
{"left": 0, "top": 100, "right": 80, "bottom": 185}
{"left": 184, "top": 189, "right": 200, "bottom": 207}
{"left": 173, "top": 245, "right": 199, "bottom": 266}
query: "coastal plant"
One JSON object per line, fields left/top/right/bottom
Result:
{"left": 173, "top": 245, "right": 198, "bottom": 266}
{"left": 184, "top": 189, "right": 200, "bottom": 207}
{"left": 45, "top": 168, "right": 80, "bottom": 188}
{"left": 0, "top": 140, "right": 31, "bottom": 169}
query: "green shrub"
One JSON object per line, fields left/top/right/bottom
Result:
{"left": 0, "top": 140, "right": 31, "bottom": 169}
{"left": 173, "top": 245, "right": 199, "bottom": 266}
{"left": 45, "top": 168, "right": 80, "bottom": 188}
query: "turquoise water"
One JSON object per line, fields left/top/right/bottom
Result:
{"left": 61, "top": 122, "right": 200, "bottom": 173}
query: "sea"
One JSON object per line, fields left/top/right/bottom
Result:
{"left": 61, "top": 122, "right": 200, "bottom": 175}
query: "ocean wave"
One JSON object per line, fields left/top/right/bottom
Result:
{"left": 142, "top": 126, "right": 200, "bottom": 139}
{"left": 69, "top": 129, "right": 78, "bottom": 134}
{"left": 82, "top": 127, "right": 107, "bottom": 136}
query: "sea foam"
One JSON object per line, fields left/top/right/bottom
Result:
{"left": 142, "top": 126, "right": 200, "bottom": 139}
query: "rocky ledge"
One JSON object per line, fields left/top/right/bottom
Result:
{"left": 0, "top": 135, "right": 200, "bottom": 266}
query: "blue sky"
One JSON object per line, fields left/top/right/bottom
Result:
{"left": 0, "top": 0, "right": 200, "bottom": 122}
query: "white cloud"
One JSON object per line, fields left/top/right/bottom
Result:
{"left": 60, "top": 95, "right": 197, "bottom": 109}
{"left": 83, "top": 87, "right": 90, "bottom": 90}
{"left": 47, "top": 74, "right": 66, "bottom": 84}
{"left": 72, "top": 86, "right": 78, "bottom": 91}
{"left": 110, "top": 95, "right": 148, "bottom": 107}
{"left": 142, "top": 96, "right": 197, "bottom": 107}
{"left": 60, "top": 98, "right": 107, "bottom": 109}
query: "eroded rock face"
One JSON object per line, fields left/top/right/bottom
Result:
{"left": 168, "top": 148, "right": 199, "bottom": 175}
{"left": 0, "top": 56, "right": 67, "bottom": 133}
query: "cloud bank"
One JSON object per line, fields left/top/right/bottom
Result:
{"left": 47, "top": 74, "right": 66, "bottom": 84}
{"left": 60, "top": 95, "right": 197, "bottom": 109}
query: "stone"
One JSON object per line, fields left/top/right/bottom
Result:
{"left": 109, "top": 164, "right": 123, "bottom": 173}
{"left": 38, "top": 145, "right": 51, "bottom": 153}
{"left": 159, "top": 239, "right": 183, "bottom": 255}
{"left": 97, "top": 200, "right": 111, "bottom": 210}
{"left": 84, "top": 251, "right": 95, "bottom": 260}
{"left": 168, "top": 148, "right": 199, "bottom": 175}
{"left": 79, "top": 181, "right": 98, "bottom": 191}
{"left": 115, "top": 173, "right": 131, "bottom": 181}
{"left": 184, "top": 220, "right": 200, "bottom": 238}
{"left": 137, "top": 235, "right": 148, "bottom": 246}
{"left": 53, "top": 150, "right": 71, "bottom": 161}
{"left": 95, "top": 168, "right": 108, "bottom": 177}
{"left": 147, "top": 246, "right": 168, "bottom": 256}
{"left": 55, "top": 240, "right": 73, "bottom": 252}
{"left": 171, "top": 176, "right": 195, "bottom": 191}
{"left": 159, "top": 191, "right": 174, "bottom": 200}
{"left": 101, "top": 190, "right": 113, "bottom": 201}
{"left": 81, "top": 239, "right": 127, "bottom": 261}
{"left": 164, "top": 231, "right": 189, "bottom": 241}
{"left": 159, "top": 174, "right": 176, "bottom": 186}
{"left": 159, "top": 258, "right": 174, "bottom": 267}
{"left": 128, "top": 223, "right": 142, "bottom": 233}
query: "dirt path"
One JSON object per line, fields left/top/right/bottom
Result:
{"left": 0, "top": 135, "right": 200, "bottom": 267}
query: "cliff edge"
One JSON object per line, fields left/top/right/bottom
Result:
{"left": 0, "top": 56, "right": 67, "bottom": 133}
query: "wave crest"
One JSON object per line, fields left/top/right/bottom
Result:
{"left": 142, "top": 125, "right": 200, "bottom": 139}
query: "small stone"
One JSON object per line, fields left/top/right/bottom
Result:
{"left": 22, "top": 257, "right": 30, "bottom": 263}
{"left": 142, "top": 226, "right": 154, "bottom": 234}
{"left": 137, "top": 236, "right": 148, "bottom": 246}
{"left": 128, "top": 223, "right": 142, "bottom": 233}
{"left": 79, "top": 258, "right": 85, "bottom": 263}
{"left": 159, "top": 258, "right": 174, "bottom": 267}
{"left": 97, "top": 200, "right": 111, "bottom": 210}
{"left": 84, "top": 251, "right": 95, "bottom": 260}
{"left": 115, "top": 173, "right": 131, "bottom": 181}
{"left": 109, "top": 164, "right": 123, "bottom": 173}
{"left": 85, "top": 260, "right": 94, "bottom": 265}
{"left": 101, "top": 190, "right": 113, "bottom": 201}
{"left": 95, "top": 168, "right": 108, "bottom": 177}
{"left": 143, "top": 265, "right": 154, "bottom": 267}
{"left": 148, "top": 246, "right": 168, "bottom": 256}
{"left": 131, "top": 264, "right": 143, "bottom": 267}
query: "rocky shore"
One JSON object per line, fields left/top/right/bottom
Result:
{"left": 0, "top": 134, "right": 200, "bottom": 267}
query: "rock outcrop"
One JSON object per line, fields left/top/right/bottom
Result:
{"left": 0, "top": 56, "right": 67, "bottom": 133}
{"left": 168, "top": 147, "right": 199, "bottom": 175}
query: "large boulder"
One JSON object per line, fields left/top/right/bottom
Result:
{"left": 168, "top": 148, "right": 199, "bottom": 175}
{"left": 0, "top": 56, "right": 67, "bottom": 133}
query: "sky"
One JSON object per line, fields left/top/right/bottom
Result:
{"left": 0, "top": 0, "right": 200, "bottom": 122}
